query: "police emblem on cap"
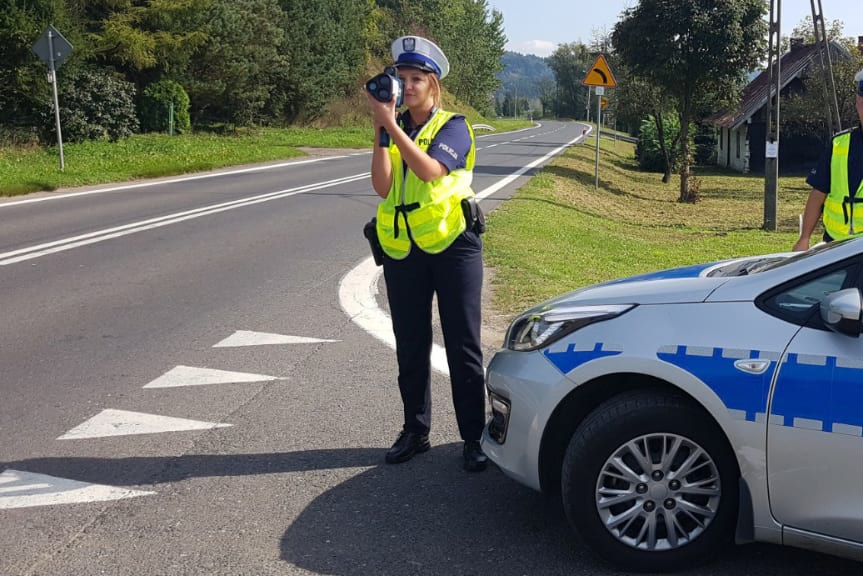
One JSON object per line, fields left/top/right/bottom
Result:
{"left": 403, "top": 37, "right": 416, "bottom": 52}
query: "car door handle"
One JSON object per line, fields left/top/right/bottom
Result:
{"left": 734, "top": 359, "right": 771, "bottom": 375}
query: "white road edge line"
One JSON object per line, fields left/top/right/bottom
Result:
{"left": 0, "top": 155, "right": 356, "bottom": 209}
{"left": 0, "top": 173, "right": 369, "bottom": 266}
{"left": 339, "top": 127, "right": 590, "bottom": 374}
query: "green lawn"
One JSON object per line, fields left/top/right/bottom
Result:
{"left": 0, "top": 128, "right": 375, "bottom": 197}
{"left": 484, "top": 138, "right": 813, "bottom": 316}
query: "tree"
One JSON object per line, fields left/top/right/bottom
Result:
{"left": 80, "top": 0, "right": 210, "bottom": 83}
{"left": 279, "top": 0, "right": 369, "bottom": 121}
{"left": 613, "top": 0, "right": 767, "bottom": 202}
{"left": 547, "top": 42, "right": 591, "bottom": 120}
{"left": 616, "top": 71, "right": 681, "bottom": 182}
{"left": 182, "top": 0, "right": 289, "bottom": 126}
{"left": 0, "top": 0, "right": 75, "bottom": 136}
{"left": 782, "top": 51, "right": 863, "bottom": 145}
{"left": 537, "top": 78, "right": 557, "bottom": 118}
{"left": 440, "top": 0, "right": 505, "bottom": 115}
{"left": 784, "top": 15, "right": 846, "bottom": 51}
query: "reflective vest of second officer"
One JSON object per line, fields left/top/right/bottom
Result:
{"left": 822, "top": 128, "right": 863, "bottom": 240}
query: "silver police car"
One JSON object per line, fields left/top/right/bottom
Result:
{"left": 483, "top": 238, "right": 863, "bottom": 572}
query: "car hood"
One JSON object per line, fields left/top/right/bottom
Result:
{"left": 537, "top": 276, "right": 729, "bottom": 309}
{"left": 531, "top": 254, "right": 792, "bottom": 311}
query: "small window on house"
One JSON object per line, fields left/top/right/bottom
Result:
{"left": 736, "top": 131, "right": 741, "bottom": 159}
{"left": 720, "top": 128, "right": 724, "bottom": 150}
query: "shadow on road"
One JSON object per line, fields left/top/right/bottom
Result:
{"left": 6, "top": 445, "right": 862, "bottom": 576}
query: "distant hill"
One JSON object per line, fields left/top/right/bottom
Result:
{"left": 496, "top": 51, "right": 554, "bottom": 100}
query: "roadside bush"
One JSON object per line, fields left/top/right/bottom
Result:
{"left": 139, "top": 80, "right": 191, "bottom": 134}
{"left": 635, "top": 115, "right": 705, "bottom": 173}
{"left": 39, "top": 67, "right": 139, "bottom": 143}
{"left": 636, "top": 115, "right": 680, "bottom": 173}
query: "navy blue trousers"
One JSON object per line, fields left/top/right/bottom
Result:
{"left": 382, "top": 228, "right": 485, "bottom": 441}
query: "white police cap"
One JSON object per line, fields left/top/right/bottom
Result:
{"left": 391, "top": 36, "right": 450, "bottom": 80}
{"left": 856, "top": 68, "right": 863, "bottom": 83}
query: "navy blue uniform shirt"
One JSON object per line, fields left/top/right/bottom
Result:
{"left": 398, "top": 110, "right": 471, "bottom": 174}
{"left": 806, "top": 125, "right": 863, "bottom": 198}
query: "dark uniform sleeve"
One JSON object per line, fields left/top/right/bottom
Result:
{"left": 849, "top": 128, "right": 863, "bottom": 198}
{"left": 427, "top": 116, "right": 471, "bottom": 174}
{"left": 806, "top": 141, "right": 832, "bottom": 194}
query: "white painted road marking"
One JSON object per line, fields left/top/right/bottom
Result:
{"left": 0, "top": 469, "right": 154, "bottom": 509}
{"left": 0, "top": 173, "right": 369, "bottom": 266}
{"left": 57, "top": 409, "right": 232, "bottom": 440}
{"left": 213, "top": 330, "right": 339, "bottom": 347}
{"left": 0, "top": 155, "right": 355, "bottom": 209}
{"left": 338, "top": 256, "right": 450, "bottom": 376}
{"left": 143, "top": 365, "right": 285, "bottom": 389}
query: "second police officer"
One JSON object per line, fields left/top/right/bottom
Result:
{"left": 793, "top": 68, "right": 863, "bottom": 251}
{"left": 366, "top": 35, "right": 488, "bottom": 472}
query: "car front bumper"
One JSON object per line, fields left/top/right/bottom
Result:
{"left": 482, "top": 347, "right": 570, "bottom": 492}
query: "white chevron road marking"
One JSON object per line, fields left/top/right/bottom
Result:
{"left": 0, "top": 469, "right": 154, "bottom": 509}
{"left": 142, "top": 365, "right": 285, "bottom": 389}
{"left": 213, "top": 330, "right": 339, "bottom": 347}
{"left": 57, "top": 409, "right": 232, "bottom": 440}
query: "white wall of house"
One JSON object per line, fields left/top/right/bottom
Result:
{"left": 715, "top": 125, "right": 749, "bottom": 173}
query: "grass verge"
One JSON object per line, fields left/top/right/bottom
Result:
{"left": 0, "top": 128, "right": 375, "bottom": 197}
{"left": 0, "top": 119, "right": 534, "bottom": 197}
{"left": 484, "top": 138, "right": 812, "bottom": 316}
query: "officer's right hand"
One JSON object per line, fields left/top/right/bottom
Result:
{"left": 792, "top": 237, "right": 810, "bottom": 252}
{"left": 366, "top": 92, "right": 397, "bottom": 131}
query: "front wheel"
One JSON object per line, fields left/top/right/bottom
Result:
{"left": 561, "top": 390, "right": 738, "bottom": 573}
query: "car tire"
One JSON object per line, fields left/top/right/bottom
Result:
{"left": 561, "top": 389, "right": 738, "bottom": 573}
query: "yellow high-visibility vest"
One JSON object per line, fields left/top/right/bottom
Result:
{"left": 823, "top": 130, "right": 863, "bottom": 240}
{"left": 376, "top": 110, "right": 476, "bottom": 259}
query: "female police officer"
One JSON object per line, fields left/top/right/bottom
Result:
{"left": 366, "top": 35, "right": 487, "bottom": 472}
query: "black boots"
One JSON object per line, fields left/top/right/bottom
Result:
{"left": 385, "top": 431, "right": 431, "bottom": 464}
{"left": 385, "top": 432, "right": 488, "bottom": 472}
{"left": 462, "top": 440, "right": 488, "bottom": 472}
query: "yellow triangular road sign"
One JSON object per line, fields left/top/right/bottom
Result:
{"left": 583, "top": 54, "right": 617, "bottom": 88}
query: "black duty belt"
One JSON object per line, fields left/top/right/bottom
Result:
{"left": 393, "top": 202, "right": 420, "bottom": 238}
{"left": 842, "top": 195, "right": 863, "bottom": 234}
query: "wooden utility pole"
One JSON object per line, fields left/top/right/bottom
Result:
{"left": 763, "top": 0, "right": 781, "bottom": 231}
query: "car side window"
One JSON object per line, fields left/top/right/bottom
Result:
{"left": 760, "top": 262, "right": 859, "bottom": 328}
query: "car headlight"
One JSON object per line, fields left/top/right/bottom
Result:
{"left": 505, "top": 304, "right": 635, "bottom": 351}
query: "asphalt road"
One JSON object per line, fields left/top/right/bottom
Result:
{"left": 0, "top": 121, "right": 859, "bottom": 575}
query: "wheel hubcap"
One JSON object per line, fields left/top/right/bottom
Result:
{"left": 594, "top": 433, "right": 721, "bottom": 551}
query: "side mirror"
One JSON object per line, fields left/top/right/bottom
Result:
{"left": 820, "top": 288, "right": 863, "bottom": 337}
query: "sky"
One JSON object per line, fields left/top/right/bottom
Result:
{"left": 488, "top": 0, "right": 863, "bottom": 58}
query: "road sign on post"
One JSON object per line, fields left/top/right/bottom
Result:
{"left": 582, "top": 55, "right": 617, "bottom": 88}
{"left": 32, "top": 25, "right": 73, "bottom": 171}
{"left": 583, "top": 56, "right": 617, "bottom": 190}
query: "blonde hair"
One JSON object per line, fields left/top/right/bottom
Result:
{"left": 428, "top": 73, "right": 442, "bottom": 108}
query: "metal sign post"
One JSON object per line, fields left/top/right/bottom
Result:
{"left": 582, "top": 55, "right": 617, "bottom": 191}
{"left": 594, "top": 87, "right": 604, "bottom": 189}
{"left": 32, "top": 25, "right": 73, "bottom": 171}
